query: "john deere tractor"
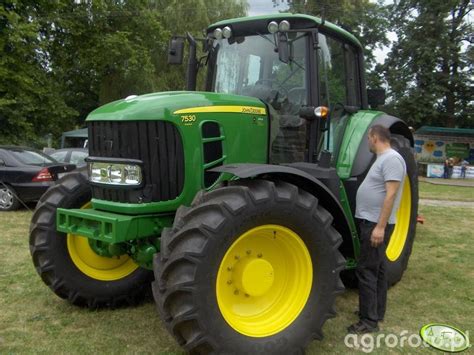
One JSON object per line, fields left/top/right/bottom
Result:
{"left": 30, "top": 13, "right": 418, "bottom": 353}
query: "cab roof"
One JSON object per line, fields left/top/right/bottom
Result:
{"left": 208, "top": 13, "right": 362, "bottom": 49}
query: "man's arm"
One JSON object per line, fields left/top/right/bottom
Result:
{"left": 371, "top": 180, "right": 401, "bottom": 247}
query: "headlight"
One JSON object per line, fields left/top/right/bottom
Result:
{"left": 88, "top": 162, "right": 142, "bottom": 186}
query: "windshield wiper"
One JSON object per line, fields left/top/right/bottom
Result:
{"left": 289, "top": 59, "right": 304, "bottom": 71}
{"left": 256, "top": 32, "right": 275, "bottom": 47}
{"left": 280, "top": 61, "right": 305, "bottom": 88}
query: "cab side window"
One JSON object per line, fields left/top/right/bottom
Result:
{"left": 269, "top": 33, "right": 309, "bottom": 164}
{"left": 318, "top": 34, "right": 361, "bottom": 107}
{"left": 317, "top": 34, "right": 362, "bottom": 162}
{"left": 344, "top": 45, "right": 361, "bottom": 106}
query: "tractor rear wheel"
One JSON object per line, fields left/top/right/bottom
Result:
{"left": 29, "top": 172, "right": 153, "bottom": 308}
{"left": 341, "top": 134, "right": 418, "bottom": 288}
{"left": 152, "top": 179, "right": 345, "bottom": 353}
{"left": 385, "top": 134, "right": 418, "bottom": 286}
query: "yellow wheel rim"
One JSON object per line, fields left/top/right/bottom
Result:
{"left": 216, "top": 225, "right": 313, "bottom": 337}
{"left": 386, "top": 177, "right": 412, "bottom": 262}
{"left": 66, "top": 202, "right": 138, "bottom": 281}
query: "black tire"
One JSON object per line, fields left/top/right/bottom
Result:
{"left": 386, "top": 134, "right": 418, "bottom": 286}
{"left": 29, "top": 172, "right": 153, "bottom": 308}
{"left": 152, "top": 179, "right": 345, "bottom": 354}
{"left": 0, "top": 183, "right": 20, "bottom": 211}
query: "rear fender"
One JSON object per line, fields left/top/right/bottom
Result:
{"left": 351, "top": 114, "right": 413, "bottom": 177}
{"left": 336, "top": 114, "right": 415, "bottom": 249}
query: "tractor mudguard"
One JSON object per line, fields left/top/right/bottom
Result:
{"left": 351, "top": 114, "right": 413, "bottom": 177}
{"left": 212, "top": 163, "right": 352, "bottom": 243}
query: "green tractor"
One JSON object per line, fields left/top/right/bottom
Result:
{"left": 30, "top": 13, "right": 418, "bottom": 353}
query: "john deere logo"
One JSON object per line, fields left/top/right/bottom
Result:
{"left": 420, "top": 324, "right": 470, "bottom": 352}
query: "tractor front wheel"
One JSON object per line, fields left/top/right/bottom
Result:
{"left": 153, "top": 179, "right": 345, "bottom": 353}
{"left": 29, "top": 172, "right": 153, "bottom": 308}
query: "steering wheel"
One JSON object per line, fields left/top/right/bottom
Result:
{"left": 255, "top": 79, "right": 289, "bottom": 105}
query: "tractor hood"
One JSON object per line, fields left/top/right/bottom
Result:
{"left": 86, "top": 91, "right": 267, "bottom": 121}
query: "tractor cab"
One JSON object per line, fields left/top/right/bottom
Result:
{"left": 170, "top": 13, "right": 368, "bottom": 166}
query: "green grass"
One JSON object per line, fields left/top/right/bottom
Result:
{"left": 1, "top": 202, "right": 473, "bottom": 353}
{"left": 419, "top": 181, "right": 474, "bottom": 202}
{"left": 0, "top": 211, "right": 180, "bottom": 354}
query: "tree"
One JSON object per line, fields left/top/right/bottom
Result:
{"left": 42, "top": 1, "right": 168, "bottom": 110}
{"left": 383, "top": 0, "right": 472, "bottom": 128}
{"left": 0, "top": 0, "right": 75, "bottom": 145}
{"left": 43, "top": 0, "right": 247, "bottom": 121}
{"left": 1, "top": 0, "right": 248, "bottom": 146}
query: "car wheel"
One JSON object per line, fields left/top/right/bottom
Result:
{"left": 0, "top": 184, "right": 20, "bottom": 211}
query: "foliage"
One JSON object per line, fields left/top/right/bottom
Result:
{"left": 42, "top": 1, "right": 168, "bottom": 111}
{"left": 0, "top": 1, "right": 76, "bottom": 146}
{"left": 383, "top": 0, "right": 473, "bottom": 128}
{"left": 0, "top": 0, "right": 247, "bottom": 146}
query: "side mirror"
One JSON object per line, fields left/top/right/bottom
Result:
{"left": 168, "top": 37, "right": 184, "bottom": 65}
{"left": 367, "top": 88, "right": 386, "bottom": 108}
{"left": 0, "top": 159, "right": 5, "bottom": 166}
{"left": 277, "top": 32, "right": 289, "bottom": 64}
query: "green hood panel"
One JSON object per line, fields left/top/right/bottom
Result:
{"left": 85, "top": 90, "right": 270, "bottom": 215}
{"left": 86, "top": 91, "right": 267, "bottom": 121}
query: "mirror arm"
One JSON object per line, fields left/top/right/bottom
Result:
{"left": 277, "top": 32, "right": 290, "bottom": 64}
{"left": 186, "top": 32, "right": 198, "bottom": 91}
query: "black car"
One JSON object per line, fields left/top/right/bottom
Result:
{"left": 0, "top": 146, "right": 76, "bottom": 211}
{"left": 49, "top": 148, "right": 88, "bottom": 167}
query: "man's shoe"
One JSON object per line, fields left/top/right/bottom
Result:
{"left": 347, "top": 321, "right": 379, "bottom": 334}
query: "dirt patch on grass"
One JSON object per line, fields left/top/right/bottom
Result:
{"left": 419, "top": 199, "right": 474, "bottom": 207}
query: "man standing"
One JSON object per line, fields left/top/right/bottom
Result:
{"left": 443, "top": 158, "right": 450, "bottom": 179}
{"left": 347, "top": 125, "right": 406, "bottom": 334}
{"left": 461, "top": 159, "right": 469, "bottom": 179}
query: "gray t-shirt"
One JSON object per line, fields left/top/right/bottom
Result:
{"left": 355, "top": 148, "right": 407, "bottom": 224}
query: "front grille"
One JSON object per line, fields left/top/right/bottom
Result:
{"left": 88, "top": 121, "right": 185, "bottom": 203}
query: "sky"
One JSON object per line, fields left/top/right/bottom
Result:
{"left": 247, "top": 0, "right": 290, "bottom": 16}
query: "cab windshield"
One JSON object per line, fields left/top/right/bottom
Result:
{"left": 212, "top": 33, "right": 308, "bottom": 108}
{"left": 211, "top": 33, "right": 309, "bottom": 163}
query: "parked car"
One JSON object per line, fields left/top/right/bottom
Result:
{"left": 0, "top": 146, "right": 76, "bottom": 211}
{"left": 49, "top": 148, "right": 88, "bottom": 167}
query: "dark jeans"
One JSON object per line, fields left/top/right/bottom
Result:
{"left": 356, "top": 219, "right": 394, "bottom": 328}
{"left": 443, "top": 166, "right": 449, "bottom": 179}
